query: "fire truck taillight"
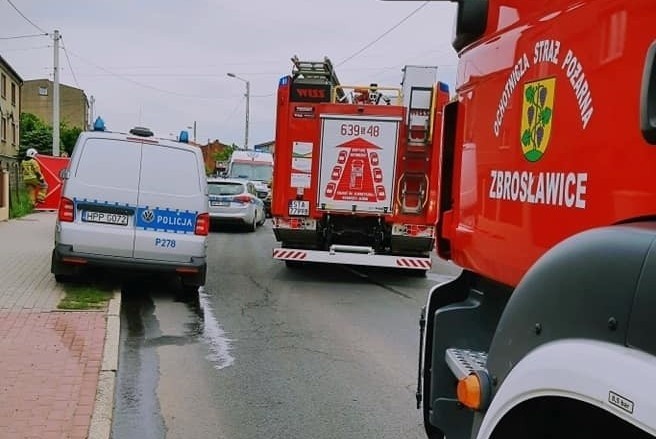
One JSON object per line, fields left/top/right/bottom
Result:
{"left": 195, "top": 213, "right": 210, "bottom": 236}
{"left": 58, "top": 197, "right": 75, "bottom": 222}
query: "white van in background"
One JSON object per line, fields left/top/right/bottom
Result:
{"left": 51, "top": 125, "right": 209, "bottom": 293}
{"left": 228, "top": 150, "right": 273, "bottom": 216}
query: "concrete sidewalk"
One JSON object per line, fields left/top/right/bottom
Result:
{"left": 0, "top": 211, "right": 119, "bottom": 439}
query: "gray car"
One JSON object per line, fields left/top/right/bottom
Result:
{"left": 207, "top": 178, "right": 265, "bottom": 232}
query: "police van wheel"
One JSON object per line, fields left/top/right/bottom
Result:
{"left": 55, "top": 274, "right": 74, "bottom": 283}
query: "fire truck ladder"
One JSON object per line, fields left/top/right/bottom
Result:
{"left": 398, "top": 84, "right": 437, "bottom": 214}
{"left": 398, "top": 172, "right": 429, "bottom": 214}
{"left": 291, "top": 55, "right": 345, "bottom": 101}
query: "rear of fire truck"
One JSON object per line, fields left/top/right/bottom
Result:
{"left": 271, "top": 56, "right": 450, "bottom": 272}
{"left": 383, "top": 0, "right": 656, "bottom": 438}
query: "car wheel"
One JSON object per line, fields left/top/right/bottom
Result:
{"left": 257, "top": 210, "right": 266, "bottom": 226}
{"left": 285, "top": 260, "right": 303, "bottom": 269}
{"left": 247, "top": 215, "right": 256, "bottom": 232}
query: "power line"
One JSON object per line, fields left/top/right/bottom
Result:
{"left": 336, "top": 1, "right": 431, "bottom": 67}
{"left": 59, "top": 37, "right": 80, "bottom": 88}
{"left": 0, "top": 33, "right": 47, "bottom": 40}
{"left": 65, "top": 49, "right": 240, "bottom": 101}
{"left": 1, "top": 45, "right": 49, "bottom": 52}
{"left": 5, "top": 0, "right": 48, "bottom": 34}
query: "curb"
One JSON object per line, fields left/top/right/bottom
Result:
{"left": 88, "top": 291, "right": 121, "bottom": 439}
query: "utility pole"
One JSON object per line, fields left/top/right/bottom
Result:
{"left": 52, "top": 29, "right": 61, "bottom": 156}
{"left": 193, "top": 120, "right": 197, "bottom": 143}
{"left": 89, "top": 95, "right": 95, "bottom": 130}
{"left": 227, "top": 73, "right": 250, "bottom": 149}
{"left": 244, "top": 81, "right": 250, "bottom": 149}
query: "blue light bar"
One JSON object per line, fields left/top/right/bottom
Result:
{"left": 279, "top": 76, "right": 290, "bottom": 86}
{"left": 93, "top": 116, "right": 106, "bottom": 131}
{"left": 179, "top": 130, "right": 189, "bottom": 143}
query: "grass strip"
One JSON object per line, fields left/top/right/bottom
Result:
{"left": 58, "top": 284, "right": 113, "bottom": 310}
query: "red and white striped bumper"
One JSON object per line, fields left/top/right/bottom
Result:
{"left": 272, "top": 247, "right": 431, "bottom": 270}
{"left": 272, "top": 249, "right": 308, "bottom": 260}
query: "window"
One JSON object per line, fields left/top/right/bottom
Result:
{"left": 140, "top": 145, "right": 200, "bottom": 196}
{"left": 208, "top": 182, "right": 245, "bottom": 196}
{"left": 11, "top": 83, "right": 16, "bottom": 106}
{"left": 11, "top": 122, "right": 16, "bottom": 145}
{"left": 38, "top": 86, "right": 48, "bottom": 96}
{"left": 75, "top": 139, "right": 141, "bottom": 190}
{"left": 0, "top": 74, "right": 5, "bottom": 98}
{"left": 0, "top": 117, "right": 6, "bottom": 142}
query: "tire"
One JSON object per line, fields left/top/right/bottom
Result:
{"left": 247, "top": 215, "right": 256, "bottom": 232}
{"left": 285, "top": 260, "right": 303, "bottom": 269}
{"left": 257, "top": 210, "right": 266, "bottom": 226}
{"left": 54, "top": 274, "right": 74, "bottom": 283}
{"left": 408, "top": 269, "right": 428, "bottom": 278}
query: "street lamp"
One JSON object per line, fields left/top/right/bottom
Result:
{"left": 227, "top": 72, "right": 250, "bottom": 149}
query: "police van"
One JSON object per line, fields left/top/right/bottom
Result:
{"left": 51, "top": 123, "right": 209, "bottom": 293}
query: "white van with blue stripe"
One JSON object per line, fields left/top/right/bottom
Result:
{"left": 51, "top": 125, "right": 209, "bottom": 292}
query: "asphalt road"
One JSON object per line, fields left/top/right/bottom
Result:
{"left": 112, "top": 221, "right": 461, "bottom": 439}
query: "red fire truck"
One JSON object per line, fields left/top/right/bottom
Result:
{"left": 271, "top": 56, "right": 450, "bottom": 272}
{"left": 389, "top": 0, "right": 656, "bottom": 438}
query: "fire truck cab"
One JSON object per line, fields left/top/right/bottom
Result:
{"left": 394, "top": 0, "right": 656, "bottom": 438}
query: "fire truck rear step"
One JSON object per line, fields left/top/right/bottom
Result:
{"left": 445, "top": 348, "right": 489, "bottom": 380}
{"left": 273, "top": 247, "right": 432, "bottom": 270}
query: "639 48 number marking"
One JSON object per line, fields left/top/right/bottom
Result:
{"left": 340, "top": 124, "right": 380, "bottom": 137}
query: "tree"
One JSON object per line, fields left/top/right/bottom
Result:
{"left": 213, "top": 143, "right": 237, "bottom": 163}
{"left": 19, "top": 112, "right": 83, "bottom": 158}
{"left": 19, "top": 113, "right": 51, "bottom": 157}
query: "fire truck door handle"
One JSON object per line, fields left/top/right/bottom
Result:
{"left": 641, "top": 41, "right": 656, "bottom": 144}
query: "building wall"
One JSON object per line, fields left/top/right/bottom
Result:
{"left": 0, "top": 60, "right": 22, "bottom": 160}
{"left": 22, "top": 79, "right": 88, "bottom": 130}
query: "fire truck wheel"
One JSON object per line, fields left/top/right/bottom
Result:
{"left": 407, "top": 269, "right": 428, "bottom": 278}
{"left": 285, "top": 260, "right": 303, "bottom": 269}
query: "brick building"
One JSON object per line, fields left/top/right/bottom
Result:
{"left": 199, "top": 140, "right": 232, "bottom": 176}
{"left": 0, "top": 55, "right": 22, "bottom": 159}
{"left": 0, "top": 55, "right": 23, "bottom": 221}
{"left": 22, "top": 79, "right": 88, "bottom": 130}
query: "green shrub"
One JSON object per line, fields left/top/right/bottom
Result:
{"left": 9, "top": 186, "right": 34, "bottom": 219}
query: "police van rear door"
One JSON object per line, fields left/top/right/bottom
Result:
{"left": 66, "top": 137, "right": 140, "bottom": 258}
{"left": 133, "top": 142, "right": 207, "bottom": 262}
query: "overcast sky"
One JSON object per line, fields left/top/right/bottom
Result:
{"left": 1, "top": 0, "right": 459, "bottom": 147}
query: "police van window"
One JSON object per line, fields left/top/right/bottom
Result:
{"left": 75, "top": 139, "right": 141, "bottom": 190}
{"left": 140, "top": 144, "right": 200, "bottom": 195}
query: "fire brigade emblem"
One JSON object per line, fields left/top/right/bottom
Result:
{"left": 521, "top": 78, "right": 555, "bottom": 162}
